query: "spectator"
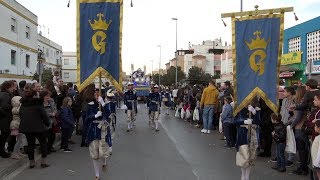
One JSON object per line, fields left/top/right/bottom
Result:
{"left": 32, "top": 82, "right": 41, "bottom": 98}
{"left": 200, "top": 80, "right": 219, "bottom": 134}
{"left": 0, "top": 81, "right": 15, "bottom": 158}
{"left": 60, "top": 97, "right": 75, "bottom": 152}
{"left": 41, "top": 90, "right": 58, "bottom": 154}
{"left": 10, "top": 96, "right": 24, "bottom": 160}
{"left": 221, "top": 96, "right": 234, "bottom": 148}
{"left": 270, "top": 113, "right": 287, "bottom": 172}
{"left": 18, "top": 80, "right": 26, "bottom": 96}
{"left": 20, "top": 83, "right": 50, "bottom": 168}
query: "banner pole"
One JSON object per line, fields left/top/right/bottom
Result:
{"left": 99, "top": 71, "right": 102, "bottom": 111}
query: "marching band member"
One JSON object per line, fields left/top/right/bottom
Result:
{"left": 103, "top": 89, "right": 117, "bottom": 155}
{"left": 124, "top": 82, "right": 137, "bottom": 132}
{"left": 148, "top": 85, "right": 161, "bottom": 132}
{"left": 234, "top": 99, "right": 261, "bottom": 180}
{"left": 85, "top": 89, "right": 110, "bottom": 180}
{"left": 162, "top": 87, "right": 172, "bottom": 115}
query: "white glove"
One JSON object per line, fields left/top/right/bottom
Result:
{"left": 98, "top": 96, "right": 105, "bottom": 107}
{"left": 95, "top": 111, "right": 102, "bottom": 118}
{"left": 248, "top": 105, "right": 256, "bottom": 115}
{"left": 244, "top": 119, "right": 253, "bottom": 125}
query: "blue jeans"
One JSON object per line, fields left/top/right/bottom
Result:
{"left": 276, "top": 143, "right": 286, "bottom": 169}
{"left": 202, "top": 105, "right": 214, "bottom": 130}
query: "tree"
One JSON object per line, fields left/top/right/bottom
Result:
{"left": 32, "top": 69, "right": 54, "bottom": 85}
{"left": 187, "top": 66, "right": 213, "bottom": 85}
{"left": 161, "top": 66, "right": 185, "bottom": 86}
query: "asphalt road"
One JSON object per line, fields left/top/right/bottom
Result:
{"left": 11, "top": 105, "right": 309, "bottom": 180}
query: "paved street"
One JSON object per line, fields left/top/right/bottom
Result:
{"left": 10, "top": 105, "right": 308, "bottom": 180}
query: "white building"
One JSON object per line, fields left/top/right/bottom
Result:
{"left": 182, "top": 39, "right": 230, "bottom": 76}
{"left": 0, "top": 0, "right": 63, "bottom": 84}
{"left": 62, "top": 52, "right": 77, "bottom": 84}
{"left": 0, "top": 0, "right": 38, "bottom": 83}
{"left": 38, "top": 34, "right": 62, "bottom": 74}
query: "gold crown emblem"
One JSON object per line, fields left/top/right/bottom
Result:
{"left": 89, "top": 13, "right": 112, "bottom": 31}
{"left": 245, "top": 31, "right": 269, "bottom": 50}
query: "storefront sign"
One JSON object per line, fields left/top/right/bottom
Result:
{"left": 279, "top": 71, "right": 295, "bottom": 78}
{"left": 306, "top": 65, "right": 320, "bottom": 74}
{"left": 281, "top": 51, "right": 302, "bottom": 65}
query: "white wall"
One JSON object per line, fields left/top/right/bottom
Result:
{"left": 0, "top": 0, "right": 38, "bottom": 76}
{"left": 62, "top": 52, "right": 77, "bottom": 83}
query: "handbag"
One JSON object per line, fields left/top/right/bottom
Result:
{"left": 193, "top": 108, "right": 199, "bottom": 121}
{"left": 175, "top": 109, "right": 180, "bottom": 117}
{"left": 236, "top": 145, "right": 250, "bottom": 168}
{"left": 285, "top": 126, "right": 296, "bottom": 154}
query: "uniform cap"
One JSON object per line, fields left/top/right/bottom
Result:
{"left": 127, "top": 82, "right": 134, "bottom": 86}
{"left": 154, "top": 84, "right": 159, "bottom": 88}
{"left": 107, "top": 89, "right": 115, "bottom": 97}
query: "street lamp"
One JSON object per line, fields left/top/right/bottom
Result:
{"left": 157, "top": 45, "right": 161, "bottom": 86}
{"left": 172, "top": 18, "right": 178, "bottom": 85}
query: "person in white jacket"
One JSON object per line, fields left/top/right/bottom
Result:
{"left": 311, "top": 120, "right": 320, "bottom": 179}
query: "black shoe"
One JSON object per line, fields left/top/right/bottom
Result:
{"left": 29, "top": 165, "right": 35, "bottom": 169}
{"left": 63, "top": 148, "right": 72, "bottom": 153}
{"left": 0, "top": 152, "right": 10, "bottom": 158}
{"left": 258, "top": 152, "right": 271, "bottom": 157}
{"left": 277, "top": 167, "right": 286, "bottom": 172}
{"left": 286, "top": 160, "right": 294, "bottom": 167}
{"left": 292, "top": 168, "right": 308, "bottom": 175}
{"left": 271, "top": 165, "right": 279, "bottom": 170}
{"left": 155, "top": 129, "right": 160, "bottom": 132}
{"left": 270, "top": 157, "right": 277, "bottom": 162}
{"left": 41, "top": 164, "right": 50, "bottom": 168}
{"left": 80, "top": 143, "right": 88, "bottom": 147}
{"left": 126, "top": 129, "right": 130, "bottom": 132}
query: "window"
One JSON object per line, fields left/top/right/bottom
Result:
{"left": 26, "top": 26, "right": 30, "bottom": 39}
{"left": 46, "top": 48, "right": 49, "bottom": 57}
{"left": 307, "top": 30, "right": 320, "bottom": 62}
{"left": 64, "top": 72, "right": 70, "bottom": 79}
{"left": 11, "top": 50, "right": 16, "bottom": 65}
{"left": 25, "top": 54, "right": 30, "bottom": 68}
{"left": 64, "top": 59, "right": 69, "bottom": 65}
{"left": 11, "top": 18, "right": 17, "bottom": 32}
{"left": 288, "top": 37, "right": 301, "bottom": 53}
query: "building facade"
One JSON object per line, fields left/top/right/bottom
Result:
{"left": 282, "top": 16, "right": 320, "bottom": 85}
{"left": 0, "top": 0, "right": 38, "bottom": 83}
{"left": 62, "top": 52, "right": 77, "bottom": 84}
{"left": 38, "top": 34, "right": 62, "bottom": 75}
{"left": 0, "top": 0, "right": 63, "bottom": 84}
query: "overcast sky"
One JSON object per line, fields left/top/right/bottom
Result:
{"left": 17, "top": 0, "right": 320, "bottom": 74}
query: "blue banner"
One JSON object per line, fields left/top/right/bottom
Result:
{"left": 77, "top": 0, "right": 122, "bottom": 92}
{"left": 233, "top": 15, "right": 283, "bottom": 115}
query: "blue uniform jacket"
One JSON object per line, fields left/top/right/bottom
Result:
{"left": 124, "top": 90, "right": 137, "bottom": 111}
{"left": 234, "top": 108, "right": 261, "bottom": 151}
{"left": 148, "top": 92, "right": 161, "bottom": 112}
{"left": 85, "top": 102, "right": 107, "bottom": 144}
{"left": 163, "top": 92, "right": 172, "bottom": 107}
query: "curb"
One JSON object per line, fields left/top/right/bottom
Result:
{"left": 1, "top": 135, "right": 62, "bottom": 180}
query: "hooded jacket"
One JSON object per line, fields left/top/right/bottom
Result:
{"left": 200, "top": 85, "right": 219, "bottom": 107}
{"left": 10, "top": 96, "right": 22, "bottom": 130}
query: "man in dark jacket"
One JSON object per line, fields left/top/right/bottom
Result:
{"left": 0, "top": 81, "right": 15, "bottom": 158}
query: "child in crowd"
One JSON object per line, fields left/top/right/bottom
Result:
{"left": 60, "top": 97, "right": 75, "bottom": 152}
{"left": 271, "top": 113, "right": 287, "bottom": 172}
{"left": 312, "top": 120, "right": 320, "bottom": 179}
{"left": 195, "top": 95, "right": 202, "bottom": 128}
{"left": 10, "top": 96, "right": 25, "bottom": 159}
{"left": 221, "top": 96, "right": 234, "bottom": 148}
{"left": 311, "top": 93, "right": 320, "bottom": 179}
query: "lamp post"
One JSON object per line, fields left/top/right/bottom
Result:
{"left": 157, "top": 45, "right": 161, "bottom": 85}
{"left": 240, "top": 0, "right": 243, "bottom": 11}
{"left": 172, "top": 18, "right": 178, "bottom": 85}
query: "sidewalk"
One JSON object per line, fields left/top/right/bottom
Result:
{"left": 0, "top": 134, "right": 61, "bottom": 179}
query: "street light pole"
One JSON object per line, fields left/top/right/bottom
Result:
{"left": 240, "top": 0, "right": 243, "bottom": 11}
{"left": 172, "top": 18, "right": 178, "bottom": 86}
{"left": 157, "top": 45, "right": 161, "bottom": 85}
